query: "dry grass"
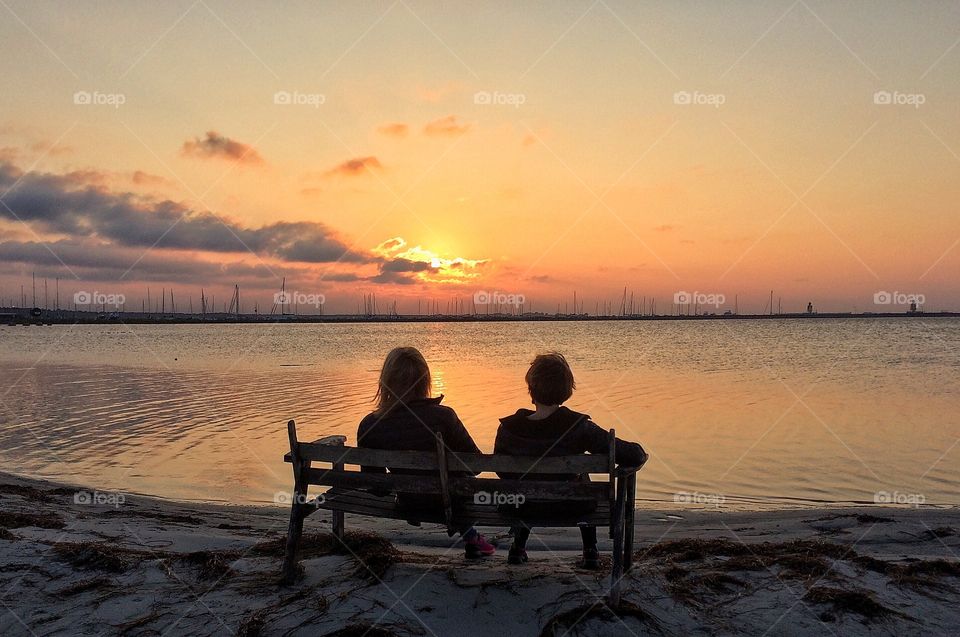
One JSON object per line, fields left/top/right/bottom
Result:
{"left": 0, "top": 510, "right": 66, "bottom": 530}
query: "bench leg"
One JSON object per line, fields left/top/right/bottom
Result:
{"left": 332, "top": 510, "right": 344, "bottom": 542}
{"left": 623, "top": 474, "right": 637, "bottom": 572}
{"left": 281, "top": 503, "right": 305, "bottom": 585}
{"left": 609, "top": 478, "right": 627, "bottom": 608}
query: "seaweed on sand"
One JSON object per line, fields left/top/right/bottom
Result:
{"left": 253, "top": 531, "right": 402, "bottom": 581}
{"left": 540, "top": 601, "right": 662, "bottom": 637}
{"left": 178, "top": 549, "right": 242, "bottom": 580}
{"left": 0, "top": 510, "right": 66, "bottom": 529}
{"left": 52, "top": 542, "right": 152, "bottom": 573}
{"left": 803, "top": 586, "right": 900, "bottom": 621}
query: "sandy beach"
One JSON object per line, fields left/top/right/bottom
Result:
{"left": 1, "top": 471, "right": 958, "bottom": 636}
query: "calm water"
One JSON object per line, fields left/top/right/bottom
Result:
{"left": 1, "top": 319, "right": 958, "bottom": 509}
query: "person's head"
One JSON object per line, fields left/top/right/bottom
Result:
{"left": 375, "top": 347, "right": 431, "bottom": 413}
{"left": 525, "top": 352, "right": 576, "bottom": 407}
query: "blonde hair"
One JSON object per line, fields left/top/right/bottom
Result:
{"left": 374, "top": 347, "right": 431, "bottom": 413}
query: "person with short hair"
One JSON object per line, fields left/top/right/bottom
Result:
{"left": 495, "top": 352, "right": 648, "bottom": 568}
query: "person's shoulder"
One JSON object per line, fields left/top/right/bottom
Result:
{"left": 558, "top": 406, "right": 592, "bottom": 424}
{"left": 498, "top": 408, "right": 534, "bottom": 427}
{"left": 357, "top": 411, "right": 384, "bottom": 435}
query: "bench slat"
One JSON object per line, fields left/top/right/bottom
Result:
{"left": 304, "top": 468, "right": 443, "bottom": 494}
{"left": 290, "top": 444, "right": 609, "bottom": 475}
{"left": 449, "top": 477, "right": 608, "bottom": 501}
{"left": 315, "top": 489, "right": 613, "bottom": 527}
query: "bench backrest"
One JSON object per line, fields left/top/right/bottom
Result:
{"left": 284, "top": 420, "right": 618, "bottom": 527}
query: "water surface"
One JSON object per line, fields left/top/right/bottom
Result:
{"left": 1, "top": 319, "right": 957, "bottom": 509}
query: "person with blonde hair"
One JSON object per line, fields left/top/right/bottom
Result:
{"left": 357, "top": 346, "right": 495, "bottom": 558}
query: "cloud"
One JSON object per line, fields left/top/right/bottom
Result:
{"left": 377, "top": 123, "right": 409, "bottom": 138}
{"left": 132, "top": 171, "right": 174, "bottom": 188}
{"left": 423, "top": 115, "right": 470, "bottom": 137}
{"left": 0, "top": 161, "right": 366, "bottom": 264}
{"left": 0, "top": 237, "right": 280, "bottom": 283}
{"left": 323, "top": 156, "right": 382, "bottom": 178}
{"left": 181, "top": 131, "right": 264, "bottom": 165}
{"left": 372, "top": 235, "right": 487, "bottom": 284}
{"left": 654, "top": 224, "right": 674, "bottom": 232}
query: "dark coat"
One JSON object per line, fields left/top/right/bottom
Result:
{"left": 494, "top": 406, "right": 647, "bottom": 480}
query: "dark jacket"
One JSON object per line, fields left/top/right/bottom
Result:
{"left": 357, "top": 396, "right": 480, "bottom": 475}
{"left": 494, "top": 406, "right": 647, "bottom": 480}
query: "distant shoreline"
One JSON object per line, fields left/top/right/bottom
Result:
{"left": 2, "top": 306, "right": 957, "bottom": 325}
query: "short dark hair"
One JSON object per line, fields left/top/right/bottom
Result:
{"left": 525, "top": 352, "right": 575, "bottom": 406}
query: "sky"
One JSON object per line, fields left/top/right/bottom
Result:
{"left": 1, "top": 0, "right": 959, "bottom": 314}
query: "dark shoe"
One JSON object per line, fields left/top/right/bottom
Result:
{"left": 464, "top": 533, "right": 496, "bottom": 559}
{"left": 507, "top": 547, "right": 528, "bottom": 565}
{"left": 581, "top": 547, "right": 600, "bottom": 570}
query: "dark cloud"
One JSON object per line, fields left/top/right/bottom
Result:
{"left": 369, "top": 270, "right": 418, "bottom": 285}
{"left": 380, "top": 258, "right": 432, "bottom": 273}
{"left": 181, "top": 131, "right": 264, "bottom": 165}
{"left": 0, "top": 238, "right": 277, "bottom": 282}
{"left": 0, "top": 161, "right": 367, "bottom": 263}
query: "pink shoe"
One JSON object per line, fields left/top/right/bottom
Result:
{"left": 464, "top": 533, "right": 496, "bottom": 558}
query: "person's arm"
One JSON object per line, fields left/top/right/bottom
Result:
{"left": 356, "top": 418, "right": 387, "bottom": 474}
{"left": 580, "top": 420, "right": 648, "bottom": 467}
{"left": 443, "top": 410, "right": 481, "bottom": 475}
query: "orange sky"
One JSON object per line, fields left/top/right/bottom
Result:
{"left": 1, "top": 1, "right": 958, "bottom": 313}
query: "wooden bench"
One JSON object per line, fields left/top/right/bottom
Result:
{"left": 281, "top": 420, "right": 645, "bottom": 605}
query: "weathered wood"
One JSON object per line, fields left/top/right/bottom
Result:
{"left": 304, "top": 468, "right": 444, "bottom": 494}
{"left": 448, "top": 452, "right": 608, "bottom": 475}
{"left": 623, "top": 472, "right": 637, "bottom": 572}
{"left": 330, "top": 437, "right": 346, "bottom": 541}
{"left": 607, "top": 429, "right": 616, "bottom": 539}
{"left": 315, "top": 488, "right": 611, "bottom": 527}
{"left": 609, "top": 470, "right": 628, "bottom": 607}
{"left": 281, "top": 420, "right": 304, "bottom": 584}
{"left": 435, "top": 433, "right": 455, "bottom": 533}
{"left": 288, "top": 444, "right": 608, "bottom": 474}
{"left": 281, "top": 418, "right": 645, "bottom": 600}
{"left": 448, "top": 477, "right": 607, "bottom": 501}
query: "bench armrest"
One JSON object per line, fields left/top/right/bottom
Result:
{"left": 310, "top": 435, "right": 346, "bottom": 446}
